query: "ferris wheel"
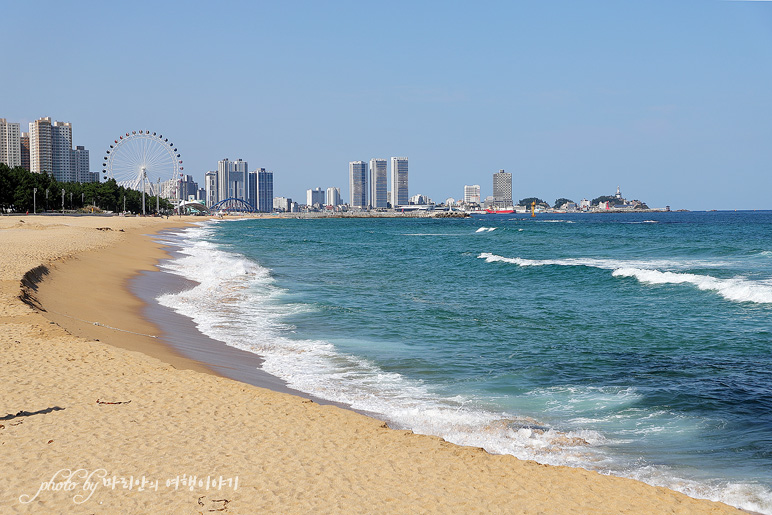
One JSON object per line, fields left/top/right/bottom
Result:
{"left": 102, "top": 130, "right": 183, "bottom": 197}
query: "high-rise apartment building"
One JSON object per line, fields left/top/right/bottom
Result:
{"left": 51, "top": 121, "right": 73, "bottom": 182}
{"left": 369, "top": 158, "right": 387, "bottom": 208}
{"left": 29, "top": 117, "right": 52, "bottom": 174}
{"left": 72, "top": 145, "right": 90, "bottom": 183}
{"left": 217, "top": 158, "right": 248, "bottom": 202}
{"left": 205, "top": 171, "right": 217, "bottom": 207}
{"left": 390, "top": 157, "right": 409, "bottom": 207}
{"left": 20, "top": 132, "right": 30, "bottom": 170}
{"left": 0, "top": 118, "right": 21, "bottom": 168}
{"left": 464, "top": 184, "right": 481, "bottom": 204}
{"left": 306, "top": 187, "right": 325, "bottom": 207}
{"left": 257, "top": 169, "right": 273, "bottom": 212}
{"left": 349, "top": 161, "right": 367, "bottom": 208}
{"left": 492, "top": 169, "right": 513, "bottom": 207}
{"left": 27, "top": 117, "right": 84, "bottom": 182}
{"left": 326, "top": 187, "right": 342, "bottom": 207}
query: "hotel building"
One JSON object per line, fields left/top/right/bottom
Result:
{"left": 492, "top": 169, "right": 513, "bottom": 207}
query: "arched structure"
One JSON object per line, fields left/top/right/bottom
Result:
{"left": 178, "top": 200, "right": 210, "bottom": 214}
{"left": 211, "top": 198, "right": 256, "bottom": 213}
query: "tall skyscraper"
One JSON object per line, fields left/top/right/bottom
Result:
{"left": 257, "top": 169, "right": 273, "bottom": 212}
{"left": 247, "top": 171, "right": 257, "bottom": 210}
{"left": 492, "top": 169, "right": 513, "bottom": 207}
{"left": 217, "top": 158, "right": 248, "bottom": 202}
{"left": 51, "top": 121, "right": 73, "bottom": 182}
{"left": 464, "top": 185, "right": 481, "bottom": 204}
{"left": 29, "top": 117, "right": 52, "bottom": 174}
{"left": 369, "top": 158, "right": 387, "bottom": 208}
{"left": 205, "top": 171, "right": 217, "bottom": 207}
{"left": 326, "top": 187, "right": 341, "bottom": 207}
{"left": 0, "top": 118, "right": 21, "bottom": 168}
{"left": 20, "top": 132, "right": 30, "bottom": 171}
{"left": 349, "top": 161, "right": 367, "bottom": 208}
{"left": 72, "top": 145, "right": 90, "bottom": 183}
{"left": 306, "top": 187, "right": 325, "bottom": 206}
{"left": 390, "top": 157, "right": 409, "bottom": 207}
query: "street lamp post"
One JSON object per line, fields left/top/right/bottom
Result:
{"left": 61, "top": 189, "right": 65, "bottom": 214}
{"left": 81, "top": 192, "right": 84, "bottom": 208}
{"left": 33, "top": 188, "right": 37, "bottom": 214}
{"left": 141, "top": 167, "right": 146, "bottom": 216}
{"left": 69, "top": 192, "right": 72, "bottom": 210}
{"left": 45, "top": 189, "right": 49, "bottom": 211}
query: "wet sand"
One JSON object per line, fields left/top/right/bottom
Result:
{"left": 0, "top": 214, "right": 745, "bottom": 514}
{"left": 130, "top": 232, "right": 353, "bottom": 407}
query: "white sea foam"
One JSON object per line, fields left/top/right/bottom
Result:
{"left": 154, "top": 223, "right": 772, "bottom": 514}
{"left": 478, "top": 253, "right": 772, "bottom": 304}
{"left": 612, "top": 268, "right": 772, "bottom": 304}
{"left": 475, "top": 227, "right": 497, "bottom": 232}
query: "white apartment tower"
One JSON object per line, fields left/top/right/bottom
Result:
{"left": 349, "top": 161, "right": 367, "bottom": 208}
{"left": 464, "top": 185, "right": 481, "bottom": 205}
{"left": 205, "top": 171, "right": 217, "bottom": 207}
{"left": 390, "top": 157, "right": 409, "bottom": 207}
{"left": 29, "top": 117, "right": 53, "bottom": 174}
{"left": 369, "top": 158, "right": 387, "bottom": 208}
{"left": 326, "top": 187, "right": 342, "bottom": 207}
{"left": 0, "top": 118, "right": 21, "bottom": 168}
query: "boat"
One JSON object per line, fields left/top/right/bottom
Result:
{"left": 485, "top": 207, "right": 515, "bottom": 214}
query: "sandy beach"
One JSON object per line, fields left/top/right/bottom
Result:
{"left": 0, "top": 214, "right": 744, "bottom": 514}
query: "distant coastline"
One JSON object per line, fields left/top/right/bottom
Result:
{"left": 203, "top": 207, "right": 674, "bottom": 220}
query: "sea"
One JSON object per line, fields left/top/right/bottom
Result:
{"left": 155, "top": 211, "right": 772, "bottom": 513}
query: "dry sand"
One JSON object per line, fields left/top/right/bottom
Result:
{"left": 0, "top": 214, "right": 744, "bottom": 514}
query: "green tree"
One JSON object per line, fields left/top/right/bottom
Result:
{"left": 553, "top": 198, "right": 575, "bottom": 209}
{"left": 0, "top": 164, "right": 174, "bottom": 214}
{"left": 591, "top": 195, "right": 621, "bottom": 206}
{"left": 518, "top": 197, "right": 549, "bottom": 208}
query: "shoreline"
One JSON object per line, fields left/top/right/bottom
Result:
{"left": 132, "top": 228, "right": 366, "bottom": 411}
{"left": 0, "top": 215, "right": 747, "bottom": 513}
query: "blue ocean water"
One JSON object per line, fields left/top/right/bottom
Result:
{"left": 157, "top": 211, "right": 772, "bottom": 512}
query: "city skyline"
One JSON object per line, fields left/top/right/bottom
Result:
{"left": 3, "top": 2, "right": 772, "bottom": 210}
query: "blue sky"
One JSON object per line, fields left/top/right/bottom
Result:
{"left": 3, "top": 0, "right": 771, "bottom": 209}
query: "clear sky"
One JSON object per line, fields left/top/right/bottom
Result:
{"left": 3, "top": 0, "right": 771, "bottom": 210}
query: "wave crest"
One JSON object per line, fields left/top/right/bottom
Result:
{"left": 478, "top": 253, "right": 772, "bottom": 304}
